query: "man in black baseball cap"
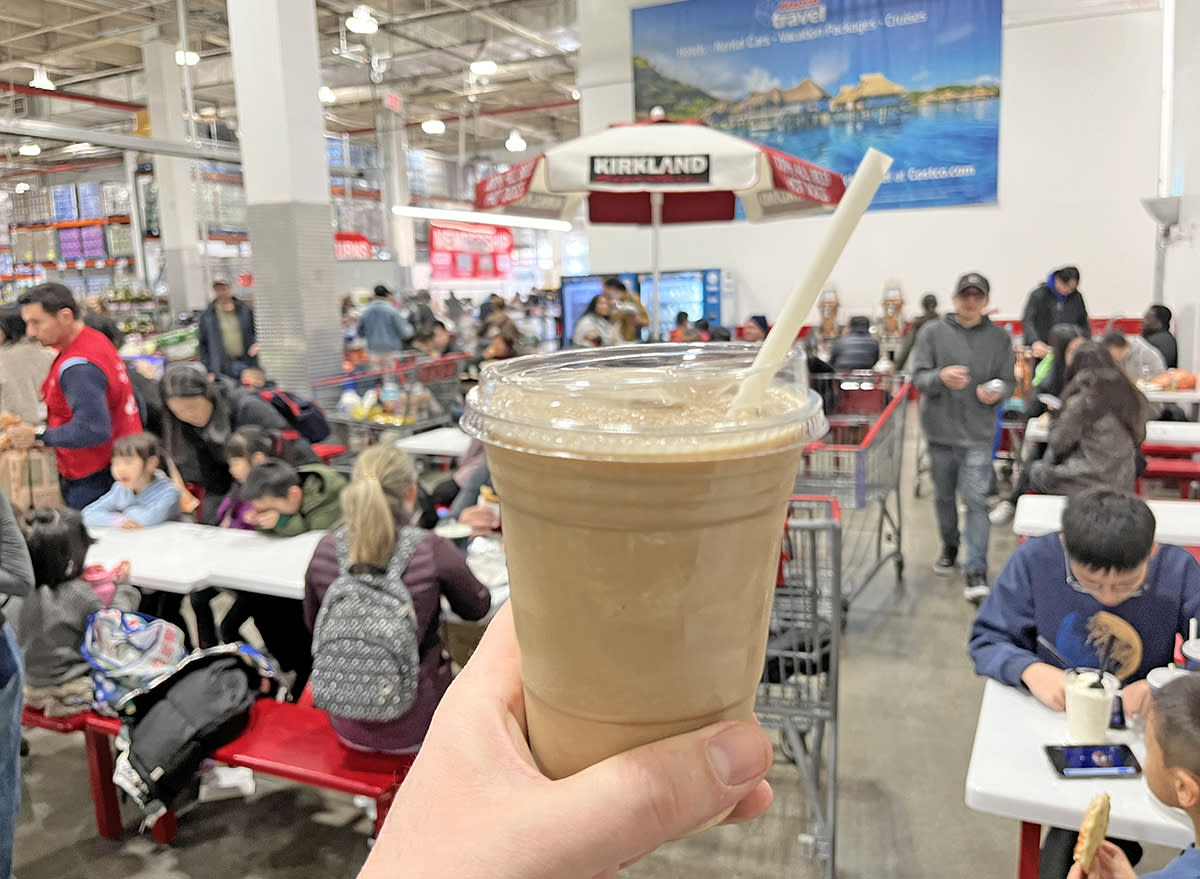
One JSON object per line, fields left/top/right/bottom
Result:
{"left": 911, "top": 271, "right": 1014, "bottom": 604}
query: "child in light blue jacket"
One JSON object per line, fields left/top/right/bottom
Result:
{"left": 82, "top": 433, "right": 180, "bottom": 530}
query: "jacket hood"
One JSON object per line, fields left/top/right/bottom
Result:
{"left": 944, "top": 313, "right": 995, "bottom": 331}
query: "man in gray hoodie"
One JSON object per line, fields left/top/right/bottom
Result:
{"left": 911, "top": 273, "right": 1015, "bottom": 604}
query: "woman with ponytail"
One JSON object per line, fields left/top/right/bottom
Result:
{"left": 303, "top": 445, "right": 490, "bottom": 752}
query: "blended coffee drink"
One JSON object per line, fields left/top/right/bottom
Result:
{"left": 462, "top": 343, "right": 827, "bottom": 782}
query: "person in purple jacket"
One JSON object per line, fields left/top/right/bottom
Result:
{"left": 304, "top": 444, "right": 490, "bottom": 753}
{"left": 969, "top": 487, "right": 1200, "bottom": 879}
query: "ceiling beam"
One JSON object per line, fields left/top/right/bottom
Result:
{"left": 0, "top": 0, "right": 165, "bottom": 48}
{"left": 0, "top": 116, "right": 239, "bottom": 163}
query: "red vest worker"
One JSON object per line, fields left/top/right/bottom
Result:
{"left": 7, "top": 283, "right": 142, "bottom": 509}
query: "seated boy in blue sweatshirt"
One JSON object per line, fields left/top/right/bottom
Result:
{"left": 969, "top": 487, "right": 1200, "bottom": 878}
{"left": 81, "top": 433, "right": 181, "bottom": 530}
{"left": 1068, "top": 674, "right": 1200, "bottom": 879}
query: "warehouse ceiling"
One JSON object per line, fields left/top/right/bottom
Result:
{"left": 0, "top": 0, "right": 580, "bottom": 172}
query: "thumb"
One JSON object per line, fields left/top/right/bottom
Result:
{"left": 532, "top": 722, "right": 773, "bottom": 876}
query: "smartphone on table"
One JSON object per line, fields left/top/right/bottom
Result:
{"left": 1045, "top": 744, "right": 1142, "bottom": 778}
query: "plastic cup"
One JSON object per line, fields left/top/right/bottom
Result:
{"left": 1182, "top": 638, "right": 1200, "bottom": 671}
{"left": 1064, "top": 669, "right": 1119, "bottom": 743}
{"left": 461, "top": 342, "right": 827, "bottom": 783}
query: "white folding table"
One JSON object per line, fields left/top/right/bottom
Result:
{"left": 1143, "top": 389, "right": 1200, "bottom": 421}
{"left": 206, "top": 529, "right": 327, "bottom": 601}
{"left": 1025, "top": 418, "right": 1200, "bottom": 446}
{"left": 966, "top": 680, "right": 1191, "bottom": 879}
{"left": 86, "top": 522, "right": 220, "bottom": 593}
{"left": 393, "top": 427, "right": 473, "bottom": 459}
{"left": 1012, "top": 495, "right": 1200, "bottom": 547}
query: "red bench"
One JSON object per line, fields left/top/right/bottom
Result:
{"left": 24, "top": 699, "right": 414, "bottom": 843}
{"left": 311, "top": 443, "right": 348, "bottom": 464}
{"left": 1139, "top": 457, "right": 1200, "bottom": 499}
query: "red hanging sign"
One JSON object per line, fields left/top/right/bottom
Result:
{"left": 334, "top": 232, "right": 373, "bottom": 260}
{"left": 428, "top": 221, "right": 514, "bottom": 280}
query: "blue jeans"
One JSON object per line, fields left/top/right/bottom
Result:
{"left": 928, "top": 443, "right": 992, "bottom": 575}
{"left": 0, "top": 624, "right": 24, "bottom": 878}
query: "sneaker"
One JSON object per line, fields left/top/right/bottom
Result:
{"left": 989, "top": 501, "right": 1015, "bottom": 525}
{"left": 933, "top": 546, "right": 958, "bottom": 576}
{"left": 963, "top": 570, "right": 990, "bottom": 604}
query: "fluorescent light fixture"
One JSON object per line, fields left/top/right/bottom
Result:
{"left": 28, "top": 66, "right": 55, "bottom": 91}
{"left": 175, "top": 49, "right": 200, "bottom": 66}
{"left": 198, "top": 106, "right": 217, "bottom": 116}
{"left": 505, "top": 129, "right": 526, "bottom": 152}
{"left": 18, "top": 142, "right": 41, "bottom": 157}
{"left": 469, "top": 59, "right": 498, "bottom": 76}
{"left": 391, "top": 204, "right": 570, "bottom": 232}
{"left": 571, "top": 87, "right": 581, "bottom": 100}
{"left": 346, "top": 5, "right": 379, "bottom": 35}
{"left": 13, "top": 183, "right": 30, "bottom": 193}
{"left": 318, "top": 86, "right": 337, "bottom": 104}
{"left": 420, "top": 118, "right": 446, "bottom": 135}
{"left": 61, "top": 142, "right": 95, "bottom": 154}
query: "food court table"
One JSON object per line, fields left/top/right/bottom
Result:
{"left": 1012, "top": 495, "right": 1200, "bottom": 547}
{"left": 965, "top": 680, "right": 1191, "bottom": 879}
{"left": 1025, "top": 418, "right": 1200, "bottom": 446}
{"left": 393, "top": 427, "right": 473, "bottom": 459}
{"left": 86, "top": 522, "right": 324, "bottom": 600}
{"left": 1143, "top": 389, "right": 1200, "bottom": 420}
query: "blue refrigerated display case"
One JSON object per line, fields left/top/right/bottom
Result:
{"left": 638, "top": 269, "right": 724, "bottom": 339}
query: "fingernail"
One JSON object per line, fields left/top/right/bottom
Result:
{"left": 707, "top": 725, "right": 768, "bottom": 786}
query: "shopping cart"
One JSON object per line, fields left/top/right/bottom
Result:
{"left": 758, "top": 496, "right": 841, "bottom": 879}
{"left": 313, "top": 356, "right": 458, "bottom": 455}
{"left": 796, "top": 373, "right": 909, "bottom": 606}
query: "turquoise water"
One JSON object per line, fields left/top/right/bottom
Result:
{"left": 733, "top": 97, "right": 1000, "bottom": 210}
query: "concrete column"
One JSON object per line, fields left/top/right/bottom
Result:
{"left": 376, "top": 110, "right": 414, "bottom": 290}
{"left": 142, "top": 36, "right": 206, "bottom": 314}
{"left": 1162, "top": 0, "right": 1200, "bottom": 370}
{"left": 226, "top": 0, "right": 340, "bottom": 395}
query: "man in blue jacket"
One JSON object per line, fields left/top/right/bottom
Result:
{"left": 357, "top": 285, "right": 414, "bottom": 363}
{"left": 969, "top": 488, "right": 1200, "bottom": 879}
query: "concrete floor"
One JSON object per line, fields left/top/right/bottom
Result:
{"left": 13, "top": 422, "right": 1182, "bottom": 878}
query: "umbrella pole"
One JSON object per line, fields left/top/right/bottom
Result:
{"left": 650, "top": 191, "right": 663, "bottom": 342}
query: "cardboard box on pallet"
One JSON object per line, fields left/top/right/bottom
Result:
{"left": 0, "top": 449, "right": 63, "bottom": 513}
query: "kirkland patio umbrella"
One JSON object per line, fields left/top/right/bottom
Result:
{"left": 474, "top": 118, "right": 847, "bottom": 339}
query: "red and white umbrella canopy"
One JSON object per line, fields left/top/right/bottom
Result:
{"left": 474, "top": 119, "right": 846, "bottom": 224}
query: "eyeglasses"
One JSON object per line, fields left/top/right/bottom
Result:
{"left": 1062, "top": 543, "right": 1148, "bottom": 600}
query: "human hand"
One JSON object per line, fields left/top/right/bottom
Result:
{"left": 358, "top": 605, "right": 774, "bottom": 879}
{"left": 1120, "top": 680, "right": 1152, "bottom": 720}
{"left": 1032, "top": 341, "right": 1050, "bottom": 359}
{"left": 976, "top": 385, "right": 1003, "bottom": 405}
{"left": 121, "top": 520, "right": 142, "bottom": 530}
{"left": 248, "top": 344, "right": 261, "bottom": 358}
{"left": 1066, "top": 842, "right": 1138, "bottom": 879}
{"left": 1021, "top": 662, "right": 1066, "bottom": 711}
{"left": 459, "top": 505, "right": 499, "bottom": 537}
{"left": 5, "top": 423, "right": 37, "bottom": 451}
{"left": 113, "top": 560, "right": 132, "bottom": 583}
{"left": 248, "top": 509, "right": 280, "bottom": 530}
{"left": 939, "top": 366, "right": 970, "bottom": 390}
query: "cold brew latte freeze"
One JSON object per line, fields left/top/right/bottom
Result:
{"left": 461, "top": 343, "right": 827, "bottom": 781}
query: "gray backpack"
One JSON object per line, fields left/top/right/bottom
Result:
{"left": 310, "top": 526, "right": 424, "bottom": 722}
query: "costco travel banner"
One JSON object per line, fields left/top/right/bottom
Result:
{"left": 631, "top": 0, "right": 1002, "bottom": 210}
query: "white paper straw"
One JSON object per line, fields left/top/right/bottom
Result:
{"left": 732, "top": 147, "right": 894, "bottom": 411}
{"left": 1190, "top": 617, "right": 1197, "bottom": 642}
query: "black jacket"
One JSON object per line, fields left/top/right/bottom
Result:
{"left": 1022, "top": 284, "right": 1089, "bottom": 346}
{"left": 197, "top": 299, "right": 258, "bottom": 379}
{"left": 829, "top": 330, "right": 880, "bottom": 372}
{"left": 1144, "top": 329, "right": 1178, "bottom": 370}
